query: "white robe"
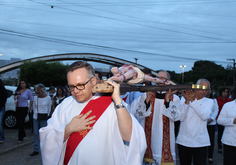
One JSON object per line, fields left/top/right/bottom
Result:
{"left": 39, "top": 96, "right": 147, "bottom": 165}
{"left": 129, "top": 93, "right": 182, "bottom": 165}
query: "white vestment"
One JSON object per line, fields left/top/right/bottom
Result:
{"left": 129, "top": 93, "right": 182, "bottom": 165}
{"left": 39, "top": 96, "right": 147, "bottom": 165}
{"left": 121, "top": 91, "right": 144, "bottom": 123}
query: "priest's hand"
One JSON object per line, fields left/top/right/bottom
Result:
{"left": 105, "top": 80, "right": 122, "bottom": 105}
{"left": 181, "top": 90, "right": 195, "bottom": 104}
{"left": 188, "top": 90, "right": 196, "bottom": 102}
{"left": 146, "top": 91, "right": 155, "bottom": 104}
{"left": 64, "top": 110, "right": 96, "bottom": 141}
{"left": 165, "top": 89, "right": 177, "bottom": 102}
{"left": 181, "top": 90, "right": 190, "bottom": 104}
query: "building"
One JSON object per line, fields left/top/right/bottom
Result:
{"left": 0, "top": 58, "right": 21, "bottom": 80}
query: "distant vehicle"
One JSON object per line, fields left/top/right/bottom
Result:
{"left": 3, "top": 86, "right": 30, "bottom": 128}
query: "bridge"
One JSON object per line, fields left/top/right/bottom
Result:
{"left": 0, "top": 53, "right": 158, "bottom": 76}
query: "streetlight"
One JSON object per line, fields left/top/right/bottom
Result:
{"left": 180, "top": 65, "right": 186, "bottom": 84}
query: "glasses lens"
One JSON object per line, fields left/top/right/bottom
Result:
{"left": 75, "top": 85, "right": 85, "bottom": 90}
{"left": 66, "top": 84, "right": 85, "bottom": 91}
{"left": 66, "top": 77, "right": 93, "bottom": 92}
{"left": 66, "top": 85, "right": 73, "bottom": 91}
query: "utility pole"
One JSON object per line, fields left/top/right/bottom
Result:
{"left": 227, "top": 59, "right": 235, "bottom": 89}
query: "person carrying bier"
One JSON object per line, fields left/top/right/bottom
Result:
{"left": 176, "top": 79, "right": 213, "bottom": 165}
{"left": 129, "top": 70, "right": 182, "bottom": 165}
{"left": 39, "top": 61, "right": 147, "bottom": 165}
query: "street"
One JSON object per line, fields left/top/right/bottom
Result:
{"left": 0, "top": 143, "right": 42, "bottom": 165}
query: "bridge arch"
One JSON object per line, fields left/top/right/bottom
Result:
{"left": 0, "top": 53, "right": 158, "bottom": 76}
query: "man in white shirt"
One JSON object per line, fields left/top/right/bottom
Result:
{"left": 176, "top": 78, "right": 213, "bottom": 165}
{"left": 39, "top": 61, "right": 147, "bottom": 165}
{"left": 217, "top": 89, "right": 236, "bottom": 165}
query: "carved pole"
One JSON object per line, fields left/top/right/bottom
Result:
{"left": 92, "top": 83, "right": 208, "bottom": 93}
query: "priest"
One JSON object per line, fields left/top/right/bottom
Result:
{"left": 39, "top": 61, "right": 147, "bottom": 165}
{"left": 129, "top": 70, "right": 182, "bottom": 165}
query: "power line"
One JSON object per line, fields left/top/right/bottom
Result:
{"left": 0, "top": 28, "right": 232, "bottom": 64}
{"left": 2, "top": 0, "right": 235, "bottom": 42}
{"left": 54, "top": 0, "right": 236, "bottom": 41}
{"left": 23, "top": 0, "right": 235, "bottom": 42}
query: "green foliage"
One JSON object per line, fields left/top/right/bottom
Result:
{"left": 156, "top": 60, "right": 234, "bottom": 91}
{"left": 190, "top": 61, "right": 232, "bottom": 89}
{"left": 169, "top": 60, "right": 233, "bottom": 93}
{"left": 19, "top": 60, "right": 69, "bottom": 87}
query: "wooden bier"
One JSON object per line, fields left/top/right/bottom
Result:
{"left": 92, "top": 83, "right": 209, "bottom": 93}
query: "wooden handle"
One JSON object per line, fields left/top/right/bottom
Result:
{"left": 92, "top": 83, "right": 209, "bottom": 93}
{"left": 92, "top": 83, "right": 114, "bottom": 93}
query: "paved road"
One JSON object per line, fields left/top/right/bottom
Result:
{"left": 0, "top": 143, "right": 42, "bottom": 165}
{"left": 0, "top": 126, "right": 224, "bottom": 165}
{"left": 0, "top": 124, "right": 42, "bottom": 165}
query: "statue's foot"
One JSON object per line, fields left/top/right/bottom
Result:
{"left": 111, "top": 67, "right": 120, "bottom": 76}
{"left": 110, "top": 76, "right": 124, "bottom": 83}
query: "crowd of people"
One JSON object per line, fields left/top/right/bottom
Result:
{"left": 0, "top": 62, "right": 235, "bottom": 165}
{"left": 0, "top": 79, "right": 70, "bottom": 156}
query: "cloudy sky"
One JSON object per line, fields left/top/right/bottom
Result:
{"left": 0, "top": 0, "right": 235, "bottom": 73}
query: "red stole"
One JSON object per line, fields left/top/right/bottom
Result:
{"left": 143, "top": 92, "right": 156, "bottom": 163}
{"left": 161, "top": 95, "right": 174, "bottom": 165}
{"left": 143, "top": 93, "right": 174, "bottom": 164}
{"left": 64, "top": 96, "right": 112, "bottom": 165}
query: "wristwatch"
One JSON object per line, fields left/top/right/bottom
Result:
{"left": 115, "top": 100, "right": 126, "bottom": 109}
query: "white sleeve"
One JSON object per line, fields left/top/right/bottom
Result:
{"left": 112, "top": 114, "right": 147, "bottom": 165}
{"left": 39, "top": 104, "right": 66, "bottom": 165}
{"left": 209, "top": 99, "right": 219, "bottom": 120}
{"left": 178, "top": 97, "right": 189, "bottom": 121}
{"left": 189, "top": 99, "right": 212, "bottom": 121}
{"left": 217, "top": 103, "right": 235, "bottom": 126}
{"left": 126, "top": 115, "right": 147, "bottom": 164}
{"left": 161, "top": 95, "right": 182, "bottom": 121}
{"left": 128, "top": 93, "right": 152, "bottom": 119}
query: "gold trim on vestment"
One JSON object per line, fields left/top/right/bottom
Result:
{"left": 161, "top": 162, "right": 174, "bottom": 165}
{"left": 143, "top": 158, "right": 153, "bottom": 163}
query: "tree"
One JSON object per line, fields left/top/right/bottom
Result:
{"left": 19, "top": 61, "right": 68, "bottom": 87}
{"left": 181, "top": 60, "right": 233, "bottom": 93}
{"left": 157, "top": 60, "right": 233, "bottom": 91}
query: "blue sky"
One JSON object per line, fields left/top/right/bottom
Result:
{"left": 0, "top": 0, "right": 235, "bottom": 73}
